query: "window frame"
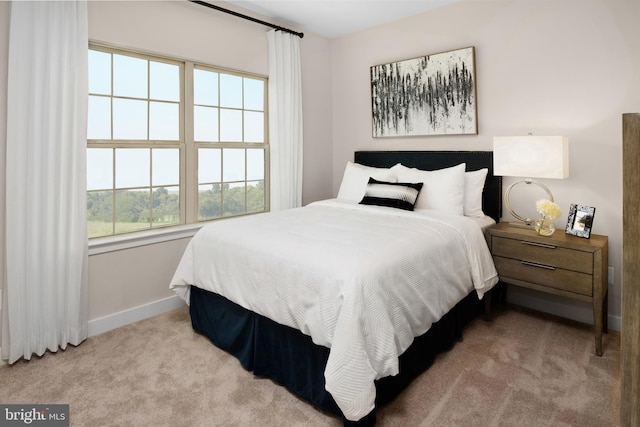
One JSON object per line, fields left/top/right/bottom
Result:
{"left": 87, "top": 42, "right": 269, "bottom": 248}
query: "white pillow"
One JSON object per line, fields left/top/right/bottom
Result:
{"left": 336, "top": 161, "right": 397, "bottom": 202}
{"left": 392, "top": 163, "right": 466, "bottom": 215}
{"left": 464, "top": 168, "right": 488, "bottom": 217}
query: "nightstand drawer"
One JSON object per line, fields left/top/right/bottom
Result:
{"left": 494, "top": 256, "right": 593, "bottom": 296}
{"left": 492, "top": 236, "right": 593, "bottom": 274}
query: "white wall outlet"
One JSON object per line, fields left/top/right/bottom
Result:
{"left": 608, "top": 267, "right": 614, "bottom": 285}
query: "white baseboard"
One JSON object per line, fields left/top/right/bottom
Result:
{"left": 88, "top": 295, "right": 186, "bottom": 338}
{"left": 507, "top": 289, "right": 621, "bottom": 332}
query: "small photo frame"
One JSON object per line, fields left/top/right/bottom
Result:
{"left": 565, "top": 204, "right": 596, "bottom": 238}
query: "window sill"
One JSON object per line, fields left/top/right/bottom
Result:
{"left": 88, "top": 223, "right": 203, "bottom": 256}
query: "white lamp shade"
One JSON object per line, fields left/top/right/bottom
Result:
{"left": 493, "top": 136, "right": 569, "bottom": 179}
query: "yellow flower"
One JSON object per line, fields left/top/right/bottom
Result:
{"left": 536, "top": 199, "right": 562, "bottom": 220}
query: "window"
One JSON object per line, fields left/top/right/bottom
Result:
{"left": 194, "top": 66, "right": 267, "bottom": 220}
{"left": 87, "top": 45, "right": 269, "bottom": 239}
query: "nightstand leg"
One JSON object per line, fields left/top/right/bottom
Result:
{"left": 603, "top": 291, "right": 609, "bottom": 333}
{"left": 594, "top": 299, "right": 603, "bottom": 357}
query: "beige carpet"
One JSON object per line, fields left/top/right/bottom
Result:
{"left": 0, "top": 305, "right": 620, "bottom": 426}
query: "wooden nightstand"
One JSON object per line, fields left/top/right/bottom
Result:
{"left": 487, "top": 222, "right": 609, "bottom": 356}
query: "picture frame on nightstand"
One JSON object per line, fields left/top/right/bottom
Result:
{"left": 566, "top": 203, "right": 596, "bottom": 238}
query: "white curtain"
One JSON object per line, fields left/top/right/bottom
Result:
{"left": 1, "top": 1, "right": 89, "bottom": 364}
{"left": 267, "top": 30, "right": 304, "bottom": 211}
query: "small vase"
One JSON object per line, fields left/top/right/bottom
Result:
{"left": 535, "top": 217, "right": 556, "bottom": 236}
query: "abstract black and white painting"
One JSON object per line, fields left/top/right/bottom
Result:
{"left": 371, "top": 47, "right": 477, "bottom": 137}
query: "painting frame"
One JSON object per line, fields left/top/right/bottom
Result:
{"left": 370, "top": 46, "right": 477, "bottom": 138}
{"left": 565, "top": 204, "right": 596, "bottom": 239}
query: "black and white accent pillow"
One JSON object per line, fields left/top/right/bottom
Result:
{"left": 359, "top": 178, "right": 423, "bottom": 211}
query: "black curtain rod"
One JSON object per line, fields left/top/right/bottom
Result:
{"left": 190, "top": 0, "right": 304, "bottom": 38}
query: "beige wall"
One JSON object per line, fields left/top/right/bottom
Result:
{"left": 88, "top": 238, "right": 191, "bottom": 319}
{"left": 329, "top": 0, "right": 640, "bottom": 321}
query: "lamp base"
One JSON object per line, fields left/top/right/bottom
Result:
{"left": 504, "top": 179, "right": 555, "bottom": 226}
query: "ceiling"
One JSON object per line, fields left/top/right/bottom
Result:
{"left": 224, "top": 0, "right": 459, "bottom": 39}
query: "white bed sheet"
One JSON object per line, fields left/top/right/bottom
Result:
{"left": 471, "top": 214, "right": 497, "bottom": 230}
{"left": 170, "top": 199, "right": 498, "bottom": 421}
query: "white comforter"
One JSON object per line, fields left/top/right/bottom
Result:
{"left": 170, "top": 199, "right": 498, "bottom": 421}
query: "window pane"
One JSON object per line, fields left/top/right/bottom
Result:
{"left": 223, "top": 148, "right": 244, "bottom": 182}
{"left": 87, "top": 148, "right": 113, "bottom": 191}
{"left": 150, "top": 61, "right": 179, "bottom": 102}
{"left": 194, "top": 106, "right": 218, "bottom": 142}
{"left": 152, "top": 186, "right": 180, "bottom": 226}
{"left": 243, "top": 111, "right": 264, "bottom": 143}
{"left": 87, "top": 95, "right": 111, "bottom": 140}
{"left": 220, "top": 74, "right": 242, "bottom": 108}
{"left": 244, "top": 78, "right": 263, "bottom": 110}
{"left": 115, "top": 189, "right": 151, "bottom": 233}
{"left": 116, "top": 148, "right": 150, "bottom": 188}
{"left": 87, "top": 45, "right": 269, "bottom": 236}
{"left": 88, "top": 50, "right": 111, "bottom": 95}
{"left": 152, "top": 149, "right": 179, "bottom": 186}
{"left": 198, "top": 183, "right": 222, "bottom": 221}
{"left": 194, "top": 69, "right": 218, "bottom": 106}
{"left": 246, "top": 149, "right": 264, "bottom": 181}
{"left": 247, "top": 181, "right": 265, "bottom": 213}
{"left": 149, "top": 101, "right": 179, "bottom": 140}
{"left": 87, "top": 190, "right": 113, "bottom": 238}
{"left": 220, "top": 109, "right": 242, "bottom": 142}
{"left": 198, "top": 148, "right": 221, "bottom": 183}
{"left": 223, "top": 182, "right": 246, "bottom": 217}
{"left": 113, "top": 98, "right": 148, "bottom": 140}
{"left": 113, "top": 54, "right": 148, "bottom": 98}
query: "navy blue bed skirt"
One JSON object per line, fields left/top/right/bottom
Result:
{"left": 189, "top": 286, "right": 483, "bottom": 425}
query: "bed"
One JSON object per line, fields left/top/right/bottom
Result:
{"left": 170, "top": 150, "right": 502, "bottom": 426}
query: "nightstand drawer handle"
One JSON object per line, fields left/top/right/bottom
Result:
{"left": 521, "top": 260, "right": 556, "bottom": 270}
{"left": 521, "top": 241, "right": 557, "bottom": 249}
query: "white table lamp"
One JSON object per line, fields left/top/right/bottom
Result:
{"left": 493, "top": 135, "right": 569, "bottom": 226}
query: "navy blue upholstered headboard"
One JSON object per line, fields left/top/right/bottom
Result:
{"left": 354, "top": 151, "right": 502, "bottom": 222}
